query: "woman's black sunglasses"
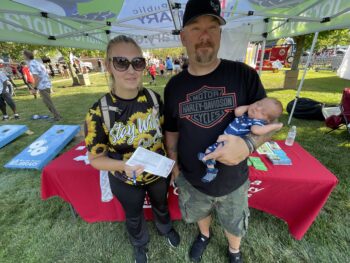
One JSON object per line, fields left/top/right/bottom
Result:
{"left": 110, "top": 56, "right": 146, "bottom": 72}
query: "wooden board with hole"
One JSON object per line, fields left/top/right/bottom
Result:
{"left": 4, "top": 125, "right": 80, "bottom": 170}
{"left": 0, "top": 125, "right": 28, "bottom": 149}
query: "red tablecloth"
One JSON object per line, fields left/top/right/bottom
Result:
{"left": 41, "top": 141, "right": 337, "bottom": 240}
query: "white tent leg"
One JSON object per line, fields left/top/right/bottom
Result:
{"left": 253, "top": 43, "right": 259, "bottom": 66}
{"left": 258, "top": 38, "right": 266, "bottom": 76}
{"left": 287, "top": 31, "right": 319, "bottom": 125}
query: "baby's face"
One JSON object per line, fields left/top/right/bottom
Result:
{"left": 247, "top": 99, "right": 276, "bottom": 121}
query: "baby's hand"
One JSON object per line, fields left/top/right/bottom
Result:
{"left": 270, "top": 122, "right": 283, "bottom": 130}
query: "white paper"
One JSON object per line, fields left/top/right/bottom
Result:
{"left": 126, "top": 147, "right": 175, "bottom": 178}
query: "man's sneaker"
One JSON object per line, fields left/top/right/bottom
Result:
{"left": 166, "top": 228, "right": 180, "bottom": 247}
{"left": 2, "top": 115, "right": 9, "bottom": 121}
{"left": 14, "top": 114, "right": 20, "bottom": 119}
{"left": 134, "top": 246, "right": 148, "bottom": 263}
{"left": 228, "top": 251, "right": 243, "bottom": 263}
{"left": 189, "top": 233, "right": 211, "bottom": 262}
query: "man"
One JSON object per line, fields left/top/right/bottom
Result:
{"left": 0, "top": 59, "right": 19, "bottom": 120}
{"left": 164, "top": 0, "right": 280, "bottom": 262}
{"left": 23, "top": 50, "right": 62, "bottom": 121}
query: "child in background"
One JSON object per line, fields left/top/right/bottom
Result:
{"left": 149, "top": 64, "right": 157, "bottom": 85}
{"left": 159, "top": 62, "right": 165, "bottom": 77}
{"left": 21, "top": 61, "right": 37, "bottom": 99}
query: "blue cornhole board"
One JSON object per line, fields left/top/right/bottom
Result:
{"left": 0, "top": 125, "right": 28, "bottom": 148}
{"left": 4, "top": 125, "right": 80, "bottom": 170}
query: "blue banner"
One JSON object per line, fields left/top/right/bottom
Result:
{"left": 5, "top": 125, "right": 80, "bottom": 170}
{"left": 0, "top": 125, "right": 28, "bottom": 148}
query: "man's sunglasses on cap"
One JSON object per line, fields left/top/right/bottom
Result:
{"left": 110, "top": 56, "right": 146, "bottom": 72}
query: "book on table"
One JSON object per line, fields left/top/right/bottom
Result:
{"left": 257, "top": 141, "right": 292, "bottom": 165}
{"left": 266, "top": 149, "right": 292, "bottom": 165}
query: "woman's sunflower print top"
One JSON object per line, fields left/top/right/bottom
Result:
{"left": 84, "top": 89, "right": 165, "bottom": 186}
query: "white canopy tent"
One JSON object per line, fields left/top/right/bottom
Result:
{"left": 1, "top": 0, "right": 350, "bottom": 123}
{"left": 1, "top": 0, "right": 349, "bottom": 53}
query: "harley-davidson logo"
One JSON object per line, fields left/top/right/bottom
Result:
{"left": 179, "top": 86, "right": 235, "bottom": 128}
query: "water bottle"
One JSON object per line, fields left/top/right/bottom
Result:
{"left": 285, "top": 126, "right": 297, "bottom": 146}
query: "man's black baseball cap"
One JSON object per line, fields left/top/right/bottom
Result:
{"left": 182, "top": 0, "right": 226, "bottom": 27}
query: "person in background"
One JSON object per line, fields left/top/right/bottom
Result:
{"left": 84, "top": 35, "right": 180, "bottom": 263}
{"left": 97, "top": 58, "right": 104, "bottom": 72}
{"left": 165, "top": 56, "right": 173, "bottom": 76}
{"left": 181, "top": 57, "right": 189, "bottom": 70}
{"left": 0, "top": 59, "right": 19, "bottom": 120}
{"left": 23, "top": 50, "right": 62, "bottom": 121}
{"left": 159, "top": 61, "right": 165, "bottom": 77}
{"left": 149, "top": 63, "right": 157, "bottom": 85}
{"left": 4, "top": 64, "right": 17, "bottom": 88}
{"left": 21, "top": 61, "right": 37, "bottom": 99}
{"left": 73, "top": 59, "right": 80, "bottom": 74}
{"left": 56, "top": 63, "right": 64, "bottom": 78}
{"left": 173, "top": 57, "right": 181, "bottom": 74}
{"left": 164, "top": 0, "right": 281, "bottom": 262}
{"left": 62, "top": 63, "right": 70, "bottom": 78}
{"left": 48, "top": 63, "right": 55, "bottom": 78}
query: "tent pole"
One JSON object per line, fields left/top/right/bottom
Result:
{"left": 287, "top": 31, "right": 319, "bottom": 125}
{"left": 258, "top": 38, "right": 266, "bottom": 76}
{"left": 167, "top": 0, "right": 181, "bottom": 31}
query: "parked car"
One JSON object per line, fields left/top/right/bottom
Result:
{"left": 335, "top": 49, "right": 346, "bottom": 55}
{"left": 81, "top": 61, "right": 94, "bottom": 71}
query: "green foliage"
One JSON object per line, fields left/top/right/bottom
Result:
{"left": 0, "top": 71, "right": 349, "bottom": 262}
{"left": 0, "top": 42, "right": 105, "bottom": 63}
{"left": 147, "top": 47, "right": 186, "bottom": 59}
{"left": 304, "top": 29, "right": 350, "bottom": 50}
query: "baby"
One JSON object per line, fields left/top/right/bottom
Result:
{"left": 198, "top": 97, "right": 283, "bottom": 183}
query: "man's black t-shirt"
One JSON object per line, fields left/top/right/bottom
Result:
{"left": 164, "top": 60, "right": 266, "bottom": 197}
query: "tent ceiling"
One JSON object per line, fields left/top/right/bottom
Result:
{"left": 0, "top": 0, "right": 349, "bottom": 50}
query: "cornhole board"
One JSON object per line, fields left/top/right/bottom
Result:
{"left": 4, "top": 125, "right": 80, "bottom": 170}
{"left": 0, "top": 125, "right": 28, "bottom": 148}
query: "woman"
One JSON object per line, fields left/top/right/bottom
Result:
{"left": 84, "top": 35, "right": 180, "bottom": 263}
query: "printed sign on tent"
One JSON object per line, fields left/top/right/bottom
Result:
{"left": 4, "top": 125, "right": 80, "bottom": 170}
{"left": 0, "top": 125, "right": 28, "bottom": 148}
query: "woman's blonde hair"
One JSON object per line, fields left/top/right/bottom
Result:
{"left": 106, "top": 35, "right": 143, "bottom": 91}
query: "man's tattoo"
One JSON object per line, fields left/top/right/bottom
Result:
{"left": 246, "top": 130, "right": 275, "bottom": 149}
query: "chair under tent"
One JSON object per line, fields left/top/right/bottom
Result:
{"left": 323, "top": 88, "right": 350, "bottom": 135}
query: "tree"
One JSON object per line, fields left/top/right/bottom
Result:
{"left": 0, "top": 41, "right": 106, "bottom": 86}
{"left": 304, "top": 29, "right": 350, "bottom": 51}
{"left": 291, "top": 35, "right": 305, "bottom": 70}
{"left": 290, "top": 29, "right": 349, "bottom": 70}
{"left": 57, "top": 47, "right": 80, "bottom": 86}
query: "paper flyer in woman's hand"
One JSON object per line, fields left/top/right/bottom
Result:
{"left": 126, "top": 147, "right": 175, "bottom": 178}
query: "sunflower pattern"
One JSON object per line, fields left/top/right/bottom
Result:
{"left": 85, "top": 90, "right": 165, "bottom": 186}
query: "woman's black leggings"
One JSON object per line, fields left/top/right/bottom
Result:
{"left": 108, "top": 176, "right": 172, "bottom": 248}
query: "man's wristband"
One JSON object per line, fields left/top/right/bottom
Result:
{"left": 242, "top": 136, "right": 256, "bottom": 154}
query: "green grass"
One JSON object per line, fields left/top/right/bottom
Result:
{"left": 1, "top": 70, "right": 349, "bottom": 263}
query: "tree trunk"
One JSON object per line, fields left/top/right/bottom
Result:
{"left": 291, "top": 35, "right": 306, "bottom": 70}
{"left": 68, "top": 61, "right": 80, "bottom": 86}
